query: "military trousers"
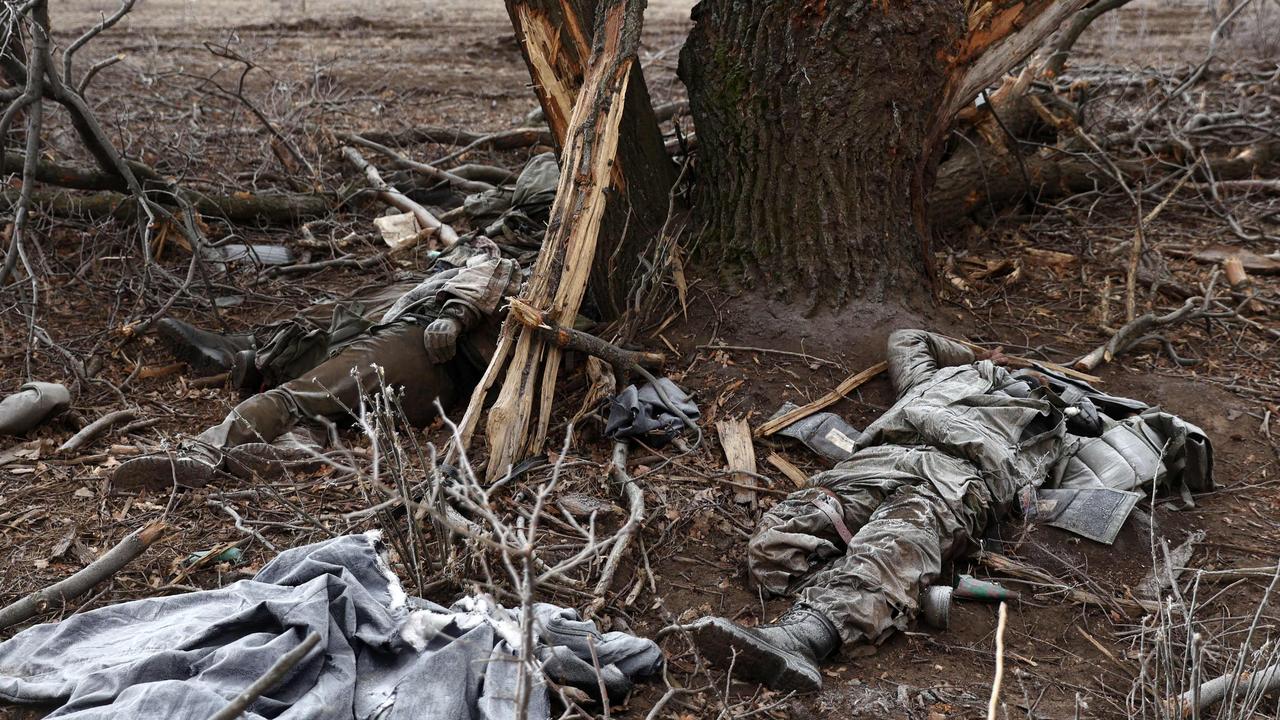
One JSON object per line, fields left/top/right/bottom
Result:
{"left": 195, "top": 320, "right": 472, "bottom": 453}
{"left": 747, "top": 445, "right": 997, "bottom": 646}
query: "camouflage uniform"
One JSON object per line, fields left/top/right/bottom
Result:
{"left": 749, "top": 330, "right": 1212, "bottom": 647}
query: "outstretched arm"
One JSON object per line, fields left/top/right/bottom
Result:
{"left": 886, "top": 329, "right": 979, "bottom": 395}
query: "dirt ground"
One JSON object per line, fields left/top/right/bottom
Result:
{"left": 2, "top": 0, "right": 1280, "bottom": 718}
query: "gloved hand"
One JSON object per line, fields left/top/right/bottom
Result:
{"left": 423, "top": 317, "right": 462, "bottom": 364}
{"left": 1065, "top": 396, "right": 1104, "bottom": 437}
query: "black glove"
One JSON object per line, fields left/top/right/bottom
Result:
{"left": 423, "top": 317, "right": 462, "bottom": 364}
{"left": 1065, "top": 397, "right": 1103, "bottom": 437}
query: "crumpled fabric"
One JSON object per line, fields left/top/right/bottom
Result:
{"left": 379, "top": 256, "right": 518, "bottom": 327}
{"left": 462, "top": 153, "right": 560, "bottom": 243}
{"left": 0, "top": 532, "right": 661, "bottom": 720}
{"left": 604, "top": 378, "right": 699, "bottom": 445}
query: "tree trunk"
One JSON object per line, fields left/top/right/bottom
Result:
{"left": 680, "top": 0, "right": 1090, "bottom": 307}
{"left": 506, "top": 0, "right": 677, "bottom": 319}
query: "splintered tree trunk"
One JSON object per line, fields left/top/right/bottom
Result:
{"left": 507, "top": 0, "right": 677, "bottom": 318}
{"left": 680, "top": 0, "right": 1090, "bottom": 307}
{"left": 460, "top": 0, "right": 647, "bottom": 480}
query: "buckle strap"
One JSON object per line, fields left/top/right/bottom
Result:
{"left": 810, "top": 488, "right": 853, "bottom": 545}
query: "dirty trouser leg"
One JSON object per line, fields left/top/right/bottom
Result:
{"left": 747, "top": 446, "right": 916, "bottom": 596}
{"left": 195, "top": 321, "right": 464, "bottom": 453}
{"left": 795, "top": 449, "right": 994, "bottom": 647}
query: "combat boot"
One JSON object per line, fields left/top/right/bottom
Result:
{"left": 685, "top": 606, "right": 840, "bottom": 693}
{"left": 108, "top": 447, "right": 220, "bottom": 492}
{"left": 156, "top": 318, "right": 255, "bottom": 375}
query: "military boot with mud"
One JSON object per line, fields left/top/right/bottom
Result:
{"left": 109, "top": 449, "right": 220, "bottom": 492}
{"left": 155, "top": 318, "right": 255, "bottom": 375}
{"left": 685, "top": 607, "right": 840, "bottom": 693}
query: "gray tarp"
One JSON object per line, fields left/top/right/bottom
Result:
{"left": 0, "top": 532, "right": 660, "bottom": 719}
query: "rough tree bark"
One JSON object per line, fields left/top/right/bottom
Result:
{"left": 506, "top": 0, "right": 677, "bottom": 318}
{"left": 679, "top": 0, "right": 1090, "bottom": 307}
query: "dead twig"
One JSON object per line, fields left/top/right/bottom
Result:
{"left": 57, "top": 408, "right": 138, "bottom": 454}
{"left": 207, "top": 631, "right": 321, "bottom": 720}
{"left": 588, "top": 441, "right": 642, "bottom": 616}
{"left": 0, "top": 522, "right": 167, "bottom": 631}
{"left": 756, "top": 362, "right": 888, "bottom": 437}
{"left": 340, "top": 145, "right": 458, "bottom": 247}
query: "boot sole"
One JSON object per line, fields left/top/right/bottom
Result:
{"left": 225, "top": 443, "right": 320, "bottom": 480}
{"left": 110, "top": 456, "right": 216, "bottom": 492}
{"left": 686, "top": 617, "right": 823, "bottom": 693}
{"left": 156, "top": 320, "right": 233, "bottom": 376}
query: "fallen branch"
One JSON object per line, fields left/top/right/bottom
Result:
{"left": 208, "top": 631, "right": 322, "bottom": 720}
{"left": 340, "top": 146, "right": 458, "bottom": 247}
{"left": 357, "top": 125, "right": 553, "bottom": 151}
{"left": 588, "top": 441, "right": 642, "bottom": 616}
{"left": 507, "top": 297, "right": 664, "bottom": 375}
{"left": 756, "top": 361, "right": 888, "bottom": 437}
{"left": 929, "top": 142, "right": 1280, "bottom": 227}
{"left": 1073, "top": 292, "right": 1212, "bottom": 372}
{"left": 979, "top": 550, "right": 1159, "bottom": 616}
{"left": 0, "top": 521, "right": 166, "bottom": 630}
{"left": 340, "top": 132, "right": 495, "bottom": 194}
{"left": 58, "top": 408, "right": 138, "bottom": 454}
{"left": 0, "top": 188, "right": 332, "bottom": 226}
{"left": 1167, "top": 663, "right": 1280, "bottom": 718}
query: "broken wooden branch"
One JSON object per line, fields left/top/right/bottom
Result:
{"left": 465, "top": 0, "right": 646, "bottom": 482}
{"left": 208, "top": 631, "right": 322, "bottom": 720}
{"left": 979, "top": 550, "right": 1159, "bottom": 616}
{"left": 936, "top": 0, "right": 1091, "bottom": 140}
{"left": 507, "top": 297, "right": 665, "bottom": 374}
{"left": 0, "top": 521, "right": 166, "bottom": 630}
{"left": 506, "top": 0, "right": 677, "bottom": 317}
{"left": 340, "top": 132, "right": 495, "bottom": 194}
{"left": 1168, "top": 663, "right": 1280, "bottom": 718}
{"left": 766, "top": 452, "right": 809, "bottom": 488}
{"left": 340, "top": 145, "right": 458, "bottom": 247}
{"left": 58, "top": 408, "right": 138, "bottom": 454}
{"left": 756, "top": 361, "right": 888, "bottom": 437}
{"left": 588, "top": 441, "right": 642, "bottom": 616}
